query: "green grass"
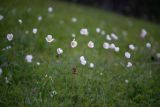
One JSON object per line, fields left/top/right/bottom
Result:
{"left": 0, "top": 0, "right": 160, "bottom": 106}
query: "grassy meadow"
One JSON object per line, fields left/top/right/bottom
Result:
{"left": 0, "top": 0, "right": 160, "bottom": 106}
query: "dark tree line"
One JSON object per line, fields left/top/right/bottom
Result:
{"left": 61, "top": 0, "right": 160, "bottom": 23}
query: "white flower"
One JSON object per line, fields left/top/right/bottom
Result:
{"left": 52, "top": 90, "right": 57, "bottom": 95}
{"left": 71, "top": 33, "right": 76, "bottom": 38}
{"left": 80, "top": 56, "right": 85, "bottom": 61}
{"left": 96, "top": 28, "right": 101, "bottom": 33}
{"left": 0, "top": 14, "right": 4, "bottom": 21}
{"left": 110, "top": 33, "right": 118, "bottom": 40}
{"left": 89, "top": 63, "right": 94, "bottom": 68}
{"left": 146, "top": 42, "right": 151, "bottom": 48}
{"left": 7, "top": 33, "right": 13, "bottom": 41}
{"left": 80, "top": 28, "right": 88, "bottom": 36}
{"left": 80, "top": 56, "right": 87, "bottom": 65}
{"left": 125, "top": 79, "right": 129, "bottom": 84}
{"left": 71, "top": 17, "right": 77, "bottom": 23}
{"left": 103, "top": 42, "right": 109, "bottom": 49}
{"left": 88, "top": 41, "right": 94, "bottom": 48}
{"left": 0, "top": 68, "right": 3, "bottom": 76}
{"left": 81, "top": 60, "right": 87, "bottom": 65}
{"left": 57, "top": 48, "right": 63, "bottom": 55}
{"left": 109, "top": 43, "right": 116, "bottom": 49}
{"left": 125, "top": 52, "right": 131, "bottom": 59}
{"left": 50, "top": 90, "right": 57, "bottom": 98}
{"left": 129, "top": 44, "right": 135, "bottom": 50}
{"left": 25, "top": 54, "right": 33, "bottom": 63}
{"left": 106, "top": 34, "right": 112, "bottom": 41}
{"left": 127, "top": 62, "right": 132, "bottom": 68}
{"left": 46, "top": 35, "right": 54, "bottom": 42}
{"left": 48, "top": 7, "right": 53, "bottom": 12}
{"left": 101, "top": 30, "right": 105, "bottom": 35}
{"left": 156, "top": 53, "right": 160, "bottom": 58}
{"left": 2, "top": 45, "right": 12, "bottom": 51}
{"left": 37, "top": 62, "right": 40, "bottom": 66}
{"left": 71, "top": 39, "right": 77, "bottom": 48}
{"left": 5, "top": 77, "right": 9, "bottom": 83}
{"left": 114, "top": 47, "right": 120, "bottom": 52}
{"left": 25, "top": 30, "right": 29, "bottom": 34}
{"left": 6, "top": 45, "right": 11, "bottom": 50}
{"left": 100, "top": 72, "right": 103, "bottom": 75}
{"left": 140, "top": 29, "right": 147, "bottom": 38}
{"left": 18, "top": 19, "right": 23, "bottom": 24}
{"left": 32, "top": 28, "right": 38, "bottom": 34}
{"left": 38, "top": 16, "right": 42, "bottom": 21}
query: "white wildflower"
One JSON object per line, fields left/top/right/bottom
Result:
{"left": 5, "top": 77, "right": 9, "bottom": 83}
{"left": 71, "top": 33, "right": 76, "bottom": 38}
{"left": 80, "top": 28, "right": 88, "bottom": 36}
{"left": 38, "top": 16, "right": 42, "bottom": 21}
{"left": 18, "top": 19, "right": 23, "bottom": 24}
{"left": 57, "top": 48, "right": 63, "bottom": 55}
{"left": 71, "top": 17, "right": 77, "bottom": 23}
{"left": 7, "top": 33, "right": 13, "bottom": 41}
{"left": 103, "top": 42, "right": 110, "bottom": 49}
{"left": 156, "top": 53, "right": 160, "bottom": 58}
{"left": 25, "top": 54, "right": 33, "bottom": 63}
{"left": 0, "top": 68, "right": 2, "bottom": 76}
{"left": 89, "top": 63, "right": 94, "bottom": 68}
{"left": 80, "top": 56, "right": 85, "bottom": 61}
{"left": 106, "top": 34, "right": 112, "bottom": 41}
{"left": 0, "top": 14, "right": 4, "bottom": 21}
{"left": 6, "top": 45, "right": 11, "bottom": 50}
{"left": 125, "top": 52, "right": 131, "bottom": 59}
{"left": 109, "top": 43, "right": 116, "bottom": 49}
{"left": 50, "top": 90, "right": 57, "bottom": 97}
{"left": 114, "top": 47, "right": 120, "bottom": 52}
{"left": 146, "top": 42, "right": 151, "bottom": 48}
{"left": 125, "top": 79, "right": 129, "bottom": 84}
{"left": 80, "top": 56, "right": 87, "bottom": 65}
{"left": 129, "top": 44, "right": 136, "bottom": 50}
{"left": 101, "top": 30, "right": 105, "bottom": 35}
{"left": 140, "top": 29, "right": 147, "bottom": 38}
{"left": 96, "top": 28, "right": 101, "bottom": 33}
{"left": 37, "top": 62, "right": 40, "bottom": 66}
{"left": 88, "top": 41, "right": 94, "bottom": 48}
{"left": 100, "top": 72, "right": 103, "bottom": 75}
{"left": 81, "top": 60, "right": 87, "bottom": 65}
{"left": 111, "top": 33, "right": 118, "bottom": 40}
{"left": 32, "top": 28, "right": 38, "bottom": 34}
{"left": 127, "top": 62, "right": 132, "bottom": 68}
{"left": 45, "top": 35, "right": 54, "bottom": 42}
{"left": 71, "top": 39, "right": 77, "bottom": 48}
{"left": 48, "top": 7, "right": 53, "bottom": 13}
{"left": 25, "top": 30, "right": 29, "bottom": 34}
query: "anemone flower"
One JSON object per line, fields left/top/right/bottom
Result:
{"left": 46, "top": 35, "right": 54, "bottom": 43}
{"left": 88, "top": 41, "right": 94, "bottom": 48}
{"left": 7, "top": 33, "right": 13, "bottom": 41}
{"left": 125, "top": 52, "right": 131, "bottom": 59}
{"left": 25, "top": 54, "right": 33, "bottom": 63}
{"left": 71, "top": 39, "right": 77, "bottom": 48}
{"left": 80, "top": 28, "right": 88, "bottom": 36}
{"left": 57, "top": 48, "right": 63, "bottom": 55}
